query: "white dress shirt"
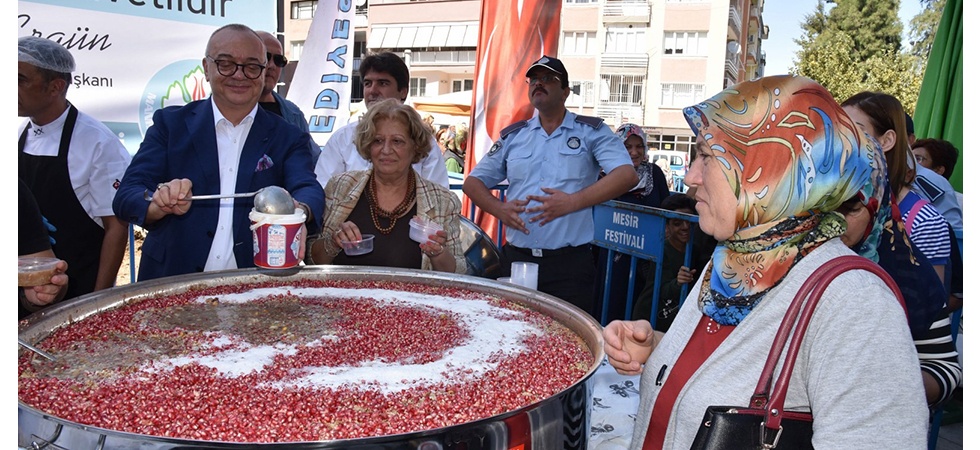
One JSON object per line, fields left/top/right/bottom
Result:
{"left": 204, "top": 99, "right": 257, "bottom": 271}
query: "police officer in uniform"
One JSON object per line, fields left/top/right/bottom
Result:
{"left": 463, "top": 56, "right": 638, "bottom": 315}
{"left": 18, "top": 36, "right": 132, "bottom": 301}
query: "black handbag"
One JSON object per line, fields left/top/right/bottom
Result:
{"left": 689, "top": 256, "right": 904, "bottom": 450}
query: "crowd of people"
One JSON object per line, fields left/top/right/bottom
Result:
{"left": 18, "top": 23, "right": 962, "bottom": 448}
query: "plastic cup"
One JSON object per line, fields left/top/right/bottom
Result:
{"left": 341, "top": 234, "right": 375, "bottom": 256}
{"left": 18, "top": 256, "right": 61, "bottom": 287}
{"left": 409, "top": 216, "right": 444, "bottom": 244}
{"left": 250, "top": 208, "right": 306, "bottom": 269}
{"left": 510, "top": 262, "right": 539, "bottom": 290}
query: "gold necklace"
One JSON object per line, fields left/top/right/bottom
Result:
{"left": 367, "top": 171, "right": 416, "bottom": 234}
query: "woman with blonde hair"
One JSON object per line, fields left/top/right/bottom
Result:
{"left": 307, "top": 99, "right": 466, "bottom": 273}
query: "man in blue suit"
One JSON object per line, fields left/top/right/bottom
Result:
{"left": 113, "top": 24, "right": 324, "bottom": 281}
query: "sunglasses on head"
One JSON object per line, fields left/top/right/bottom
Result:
{"left": 266, "top": 52, "right": 288, "bottom": 68}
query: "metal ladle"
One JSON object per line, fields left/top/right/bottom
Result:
{"left": 19, "top": 338, "right": 56, "bottom": 362}
{"left": 252, "top": 186, "right": 295, "bottom": 215}
{"left": 142, "top": 186, "right": 294, "bottom": 214}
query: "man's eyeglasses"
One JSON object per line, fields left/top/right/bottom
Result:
{"left": 526, "top": 75, "right": 561, "bottom": 86}
{"left": 206, "top": 56, "right": 265, "bottom": 79}
{"left": 267, "top": 52, "right": 289, "bottom": 68}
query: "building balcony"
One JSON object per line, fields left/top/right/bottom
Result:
{"left": 602, "top": 0, "right": 650, "bottom": 23}
{"left": 596, "top": 102, "right": 644, "bottom": 125}
{"left": 409, "top": 50, "right": 477, "bottom": 66}
{"left": 748, "top": 5, "right": 759, "bottom": 26}
{"left": 599, "top": 53, "right": 649, "bottom": 70}
{"left": 725, "top": 51, "right": 744, "bottom": 79}
{"left": 728, "top": 6, "right": 742, "bottom": 39}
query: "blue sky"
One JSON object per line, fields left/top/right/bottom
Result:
{"left": 763, "top": 0, "right": 922, "bottom": 75}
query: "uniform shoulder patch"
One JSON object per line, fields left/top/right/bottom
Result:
{"left": 499, "top": 120, "right": 529, "bottom": 140}
{"left": 914, "top": 175, "right": 945, "bottom": 203}
{"left": 574, "top": 115, "right": 605, "bottom": 129}
{"left": 487, "top": 140, "right": 503, "bottom": 156}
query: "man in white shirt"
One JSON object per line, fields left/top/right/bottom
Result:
{"left": 18, "top": 36, "right": 132, "bottom": 301}
{"left": 314, "top": 51, "right": 449, "bottom": 188}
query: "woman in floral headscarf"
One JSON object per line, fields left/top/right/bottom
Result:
{"left": 593, "top": 123, "right": 671, "bottom": 321}
{"left": 602, "top": 76, "right": 927, "bottom": 449}
{"left": 613, "top": 123, "right": 670, "bottom": 208}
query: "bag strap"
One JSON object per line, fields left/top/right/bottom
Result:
{"left": 747, "top": 255, "right": 904, "bottom": 433}
{"left": 903, "top": 198, "right": 929, "bottom": 233}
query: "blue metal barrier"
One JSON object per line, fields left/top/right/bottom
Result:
{"left": 592, "top": 200, "right": 699, "bottom": 327}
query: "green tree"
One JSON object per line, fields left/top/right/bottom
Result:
{"left": 823, "top": 0, "right": 903, "bottom": 62}
{"left": 791, "top": 30, "right": 864, "bottom": 101}
{"left": 791, "top": 0, "right": 922, "bottom": 114}
{"left": 909, "top": 0, "right": 945, "bottom": 64}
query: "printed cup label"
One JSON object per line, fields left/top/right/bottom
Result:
{"left": 266, "top": 224, "right": 287, "bottom": 267}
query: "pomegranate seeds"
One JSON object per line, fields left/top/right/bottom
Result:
{"left": 19, "top": 279, "right": 593, "bottom": 443}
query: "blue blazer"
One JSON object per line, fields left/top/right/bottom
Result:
{"left": 113, "top": 99, "right": 325, "bottom": 281}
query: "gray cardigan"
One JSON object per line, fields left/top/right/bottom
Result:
{"left": 630, "top": 239, "right": 927, "bottom": 449}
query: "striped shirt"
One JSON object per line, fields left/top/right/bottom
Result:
{"left": 899, "top": 191, "right": 951, "bottom": 266}
{"left": 915, "top": 314, "right": 962, "bottom": 412}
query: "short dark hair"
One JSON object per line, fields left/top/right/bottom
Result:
{"left": 359, "top": 52, "right": 410, "bottom": 93}
{"left": 912, "top": 138, "right": 959, "bottom": 180}
{"left": 661, "top": 193, "right": 697, "bottom": 213}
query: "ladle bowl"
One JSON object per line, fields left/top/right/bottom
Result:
{"left": 253, "top": 186, "right": 295, "bottom": 215}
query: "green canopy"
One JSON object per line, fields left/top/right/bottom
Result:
{"left": 913, "top": 0, "right": 963, "bottom": 191}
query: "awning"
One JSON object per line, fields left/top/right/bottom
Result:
{"left": 412, "top": 90, "right": 473, "bottom": 116}
{"left": 368, "top": 22, "right": 479, "bottom": 49}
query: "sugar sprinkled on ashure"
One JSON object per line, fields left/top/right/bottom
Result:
{"left": 149, "top": 287, "right": 537, "bottom": 393}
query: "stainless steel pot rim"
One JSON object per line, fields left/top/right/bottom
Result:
{"left": 19, "top": 265, "right": 605, "bottom": 447}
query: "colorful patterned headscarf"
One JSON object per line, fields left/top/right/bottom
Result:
{"left": 615, "top": 123, "right": 658, "bottom": 198}
{"left": 683, "top": 75, "right": 874, "bottom": 325}
{"left": 850, "top": 134, "right": 890, "bottom": 262}
{"left": 615, "top": 123, "right": 647, "bottom": 148}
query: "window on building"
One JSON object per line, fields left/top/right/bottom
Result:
{"left": 563, "top": 31, "right": 597, "bottom": 55}
{"left": 648, "top": 134, "right": 695, "bottom": 157}
{"left": 353, "top": 40, "right": 367, "bottom": 58}
{"left": 452, "top": 79, "right": 474, "bottom": 92}
{"left": 290, "top": 41, "right": 305, "bottom": 61}
{"left": 569, "top": 81, "right": 596, "bottom": 106}
{"left": 660, "top": 83, "right": 705, "bottom": 108}
{"left": 600, "top": 75, "right": 644, "bottom": 104}
{"left": 350, "top": 75, "right": 364, "bottom": 101}
{"left": 291, "top": 1, "right": 317, "bottom": 19}
{"left": 410, "top": 78, "right": 427, "bottom": 97}
{"left": 663, "top": 31, "right": 708, "bottom": 56}
{"left": 605, "top": 27, "right": 646, "bottom": 53}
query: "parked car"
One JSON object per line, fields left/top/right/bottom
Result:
{"left": 648, "top": 150, "right": 689, "bottom": 192}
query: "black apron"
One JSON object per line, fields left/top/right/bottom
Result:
{"left": 19, "top": 105, "right": 105, "bottom": 301}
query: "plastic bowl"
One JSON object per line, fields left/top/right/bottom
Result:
{"left": 341, "top": 234, "right": 375, "bottom": 256}
{"left": 19, "top": 256, "right": 61, "bottom": 287}
{"left": 409, "top": 217, "right": 443, "bottom": 244}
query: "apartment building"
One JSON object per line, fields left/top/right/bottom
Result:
{"left": 280, "top": 0, "right": 767, "bottom": 153}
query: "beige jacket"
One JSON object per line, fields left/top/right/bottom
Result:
{"left": 307, "top": 169, "right": 466, "bottom": 273}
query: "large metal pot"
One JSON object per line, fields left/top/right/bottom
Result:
{"left": 19, "top": 266, "right": 603, "bottom": 450}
